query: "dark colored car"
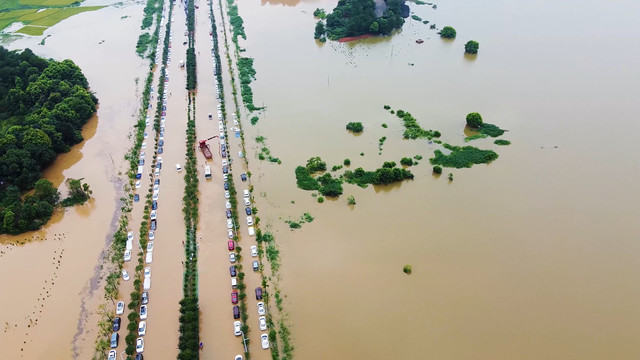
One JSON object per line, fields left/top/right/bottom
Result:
{"left": 245, "top": 207, "right": 252, "bottom": 215}
{"left": 222, "top": 166, "right": 228, "bottom": 174}
{"left": 134, "top": 194, "right": 140, "bottom": 202}
{"left": 231, "top": 291, "right": 238, "bottom": 304}
{"left": 226, "top": 209, "right": 232, "bottom": 219}
{"left": 141, "top": 292, "right": 149, "bottom": 305}
{"left": 221, "top": 144, "right": 227, "bottom": 152}
{"left": 135, "top": 354, "right": 144, "bottom": 360}
{"left": 228, "top": 240, "right": 235, "bottom": 251}
{"left": 152, "top": 201, "right": 157, "bottom": 210}
{"left": 241, "top": 173, "right": 247, "bottom": 182}
{"left": 162, "top": 105, "right": 166, "bottom": 111}
{"left": 156, "top": 162, "right": 162, "bottom": 169}
{"left": 233, "top": 306, "right": 240, "bottom": 319}
{"left": 138, "top": 159, "right": 144, "bottom": 166}
{"left": 135, "top": 173, "right": 142, "bottom": 180}
{"left": 154, "top": 179, "right": 160, "bottom": 185}
{"left": 158, "top": 147, "right": 163, "bottom": 154}
{"left": 229, "top": 266, "right": 236, "bottom": 277}
{"left": 221, "top": 150, "right": 227, "bottom": 158}
{"left": 112, "top": 317, "right": 121, "bottom": 331}
{"left": 224, "top": 182, "right": 229, "bottom": 190}
{"left": 255, "top": 287, "right": 263, "bottom": 300}
{"left": 158, "top": 139, "right": 164, "bottom": 146}
{"left": 252, "top": 260, "right": 259, "bottom": 271}
{"left": 150, "top": 219, "right": 157, "bottom": 230}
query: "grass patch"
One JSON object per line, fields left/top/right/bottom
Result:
{"left": 430, "top": 143, "right": 498, "bottom": 168}
{"left": 464, "top": 133, "right": 488, "bottom": 142}
{"left": 478, "top": 123, "right": 506, "bottom": 137}
{"left": 16, "top": 25, "right": 46, "bottom": 35}
{"left": 393, "top": 108, "right": 441, "bottom": 140}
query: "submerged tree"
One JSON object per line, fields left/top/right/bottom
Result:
{"left": 62, "top": 178, "right": 92, "bottom": 206}
{"left": 465, "top": 40, "right": 479, "bottom": 54}
{"left": 440, "top": 26, "right": 457, "bottom": 39}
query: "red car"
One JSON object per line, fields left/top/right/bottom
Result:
{"left": 228, "top": 241, "right": 235, "bottom": 251}
{"left": 231, "top": 291, "right": 238, "bottom": 304}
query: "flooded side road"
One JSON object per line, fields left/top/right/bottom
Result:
{"left": 0, "top": 3, "right": 150, "bottom": 358}
{"left": 230, "top": 0, "right": 640, "bottom": 359}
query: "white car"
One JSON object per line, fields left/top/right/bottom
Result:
{"left": 148, "top": 231, "right": 155, "bottom": 240}
{"left": 122, "top": 270, "right": 130, "bottom": 281}
{"left": 153, "top": 184, "right": 159, "bottom": 192}
{"left": 250, "top": 246, "right": 258, "bottom": 257}
{"left": 136, "top": 337, "right": 144, "bottom": 353}
{"left": 227, "top": 219, "right": 233, "bottom": 229}
{"left": 145, "top": 251, "right": 153, "bottom": 264}
{"left": 257, "top": 302, "right": 266, "bottom": 316}
{"left": 147, "top": 241, "right": 154, "bottom": 252}
{"left": 234, "top": 321, "right": 241, "bottom": 336}
{"left": 138, "top": 321, "right": 147, "bottom": 336}
{"left": 144, "top": 267, "right": 151, "bottom": 278}
{"left": 234, "top": 355, "right": 243, "bottom": 360}
{"left": 261, "top": 333, "right": 269, "bottom": 349}
{"left": 152, "top": 191, "right": 159, "bottom": 200}
{"left": 108, "top": 350, "right": 116, "bottom": 360}
{"left": 154, "top": 168, "right": 160, "bottom": 177}
{"left": 243, "top": 189, "right": 250, "bottom": 198}
{"left": 157, "top": 156, "right": 163, "bottom": 163}
{"left": 222, "top": 159, "right": 228, "bottom": 166}
{"left": 135, "top": 180, "right": 141, "bottom": 189}
{"left": 225, "top": 201, "right": 231, "bottom": 209}
{"left": 150, "top": 210, "right": 157, "bottom": 220}
{"left": 175, "top": 163, "right": 182, "bottom": 172}
{"left": 224, "top": 191, "right": 230, "bottom": 199}
{"left": 259, "top": 316, "right": 267, "bottom": 331}
{"left": 124, "top": 249, "right": 132, "bottom": 262}
{"left": 229, "top": 253, "right": 236, "bottom": 263}
{"left": 246, "top": 216, "right": 253, "bottom": 226}
{"left": 116, "top": 301, "right": 125, "bottom": 315}
{"left": 142, "top": 142, "right": 147, "bottom": 149}
{"left": 140, "top": 305, "right": 148, "bottom": 320}
{"left": 243, "top": 198, "right": 250, "bottom": 206}
{"left": 140, "top": 151, "right": 145, "bottom": 159}
{"left": 238, "top": 151, "right": 244, "bottom": 158}
{"left": 228, "top": 229, "right": 234, "bottom": 239}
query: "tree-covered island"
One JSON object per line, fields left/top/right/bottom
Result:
{"left": 316, "top": 0, "right": 410, "bottom": 41}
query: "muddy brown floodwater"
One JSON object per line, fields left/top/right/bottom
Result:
{"left": 0, "top": 2, "right": 151, "bottom": 359}
{"left": 230, "top": 0, "right": 640, "bottom": 359}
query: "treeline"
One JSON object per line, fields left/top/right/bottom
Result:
{"left": 137, "top": 0, "right": 164, "bottom": 58}
{"left": 322, "top": 0, "right": 406, "bottom": 40}
{"left": 0, "top": 46, "right": 97, "bottom": 234}
{"left": 186, "top": 0, "right": 196, "bottom": 90}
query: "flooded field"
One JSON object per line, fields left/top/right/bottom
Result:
{"left": 233, "top": 0, "right": 640, "bottom": 359}
{"left": 0, "top": 2, "right": 149, "bottom": 358}
{"left": 0, "top": 0, "right": 639, "bottom": 358}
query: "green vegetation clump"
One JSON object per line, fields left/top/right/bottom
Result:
{"left": 440, "top": 26, "right": 457, "bottom": 39}
{"left": 403, "top": 264, "right": 412, "bottom": 274}
{"left": 325, "top": 0, "right": 406, "bottom": 40}
{"left": 382, "top": 123, "right": 388, "bottom": 128}
{"left": 344, "top": 158, "right": 351, "bottom": 166}
{"left": 465, "top": 40, "right": 479, "bottom": 54}
{"left": 0, "top": 47, "right": 98, "bottom": 234}
{"left": 288, "top": 221, "right": 301, "bottom": 229}
{"left": 237, "top": 57, "right": 261, "bottom": 111}
{"left": 411, "top": 15, "right": 422, "bottom": 21}
{"left": 306, "top": 156, "right": 327, "bottom": 173}
{"left": 465, "top": 134, "right": 488, "bottom": 142}
{"left": 295, "top": 166, "right": 320, "bottom": 190}
{"left": 400, "top": 157, "right": 414, "bottom": 166}
{"left": 227, "top": 1, "right": 246, "bottom": 41}
{"left": 394, "top": 109, "right": 441, "bottom": 139}
{"left": 430, "top": 143, "right": 499, "bottom": 168}
{"left": 383, "top": 105, "right": 391, "bottom": 110}
{"left": 185, "top": 47, "right": 197, "bottom": 90}
{"left": 414, "top": 155, "right": 423, "bottom": 160}
{"left": 466, "top": 112, "right": 483, "bottom": 128}
{"left": 346, "top": 121, "right": 364, "bottom": 133}
{"left": 347, "top": 195, "right": 356, "bottom": 205}
{"left": 432, "top": 165, "right": 442, "bottom": 174}
{"left": 314, "top": 21, "right": 326, "bottom": 40}
{"left": 317, "top": 173, "right": 344, "bottom": 197}
{"left": 494, "top": 139, "right": 511, "bottom": 146}
{"left": 61, "top": 178, "right": 92, "bottom": 207}
{"left": 313, "top": 8, "right": 327, "bottom": 19}
{"left": 317, "top": 196, "right": 324, "bottom": 203}
{"left": 331, "top": 165, "right": 343, "bottom": 172}
{"left": 250, "top": 116, "right": 259, "bottom": 125}
{"left": 448, "top": 173, "right": 454, "bottom": 181}
{"left": 478, "top": 123, "right": 506, "bottom": 137}
{"left": 343, "top": 165, "right": 414, "bottom": 187}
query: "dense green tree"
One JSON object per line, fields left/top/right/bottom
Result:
{"left": 346, "top": 122, "right": 363, "bottom": 133}
{"left": 306, "top": 156, "right": 327, "bottom": 173}
{"left": 465, "top": 40, "right": 479, "bottom": 54}
{"left": 466, "top": 112, "right": 483, "bottom": 128}
{"left": 440, "top": 26, "right": 457, "bottom": 39}
{"left": 314, "top": 21, "right": 326, "bottom": 39}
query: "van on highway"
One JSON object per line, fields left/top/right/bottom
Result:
{"left": 205, "top": 165, "right": 211, "bottom": 179}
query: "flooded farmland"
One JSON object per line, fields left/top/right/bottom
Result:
{"left": 1, "top": 0, "right": 640, "bottom": 359}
